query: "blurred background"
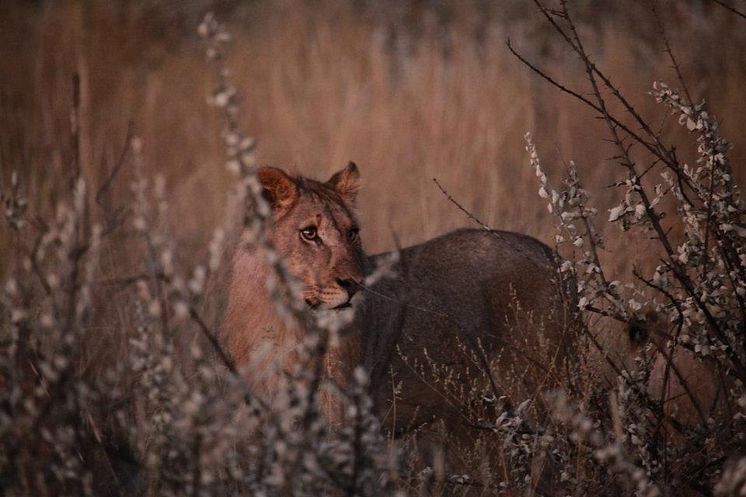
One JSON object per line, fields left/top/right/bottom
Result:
{"left": 1, "top": 0, "right": 745, "bottom": 277}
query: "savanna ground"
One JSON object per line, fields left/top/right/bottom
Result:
{"left": 1, "top": 1, "right": 746, "bottom": 496}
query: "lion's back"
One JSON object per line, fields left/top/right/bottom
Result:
{"left": 386, "top": 228, "right": 558, "bottom": 290}
{"left": 364, "top": 228, "right": 569, "bottom": 338}
{"left": 359, "top": 228, "right": 580, "bottom": 435}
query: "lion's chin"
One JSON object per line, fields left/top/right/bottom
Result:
{"left": 304, "top": 298, "right": 346, "bottom": 311}
{"left": 312, "top": 305, "right": 356, "bottom": 328}
{"left": 305, "top": 287, "right": 360, "bottom": 311}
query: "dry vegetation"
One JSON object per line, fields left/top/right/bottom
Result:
{"left": 1, "top": 0, "right": 746, "bottom": 496}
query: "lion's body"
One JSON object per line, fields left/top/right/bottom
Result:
{"left": 221, "top": 165, "right": 582, "bottom": 478}
{"left": 357, "top": 229, "right": 580, "bottom": 447}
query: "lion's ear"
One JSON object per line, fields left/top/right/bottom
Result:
{"left": 257, "top": 167, "right": 298, "bottom": 212}
{"left": 327, "top": 161, "right": 361, "bottom": 205}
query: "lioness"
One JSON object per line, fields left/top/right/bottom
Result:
{"left": 222, "top": 163, "right": 581, "bottom": 475}
{"left": 223, "top": 164, "right": 366, "bottom": 411}
{"left": 358, "top": 228, "right": 579, "bottom": 436}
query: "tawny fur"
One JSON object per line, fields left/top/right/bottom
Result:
{"left": 356, "top": 228, "right": 582, "bottom": 481}
{"left": 222, "top": 164, "right": 365, "bottom": 422}
{"left": 359, "top": 229, "right": 581, "bottom": 428}
{"left": 222, "top": 165, "right": 583, "bottom": 480}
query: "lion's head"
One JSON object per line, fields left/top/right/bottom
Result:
{"left": 257, "top": 162, "right": 366, "bottom": 310}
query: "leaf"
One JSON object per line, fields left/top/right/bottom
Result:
{"left": 608, "top": 205, "right": 626, "bottom": 222}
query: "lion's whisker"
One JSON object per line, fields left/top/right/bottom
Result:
{"left": 357, "top": 283, "right": 450, "bottom": 318}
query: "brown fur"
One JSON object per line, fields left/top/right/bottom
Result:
{"left": 357, "top": 228, "right": 582, "bottom": 484}
{"left": 222, "top": 163, "right": 365, "bottom": 417}
{"left": 222, "top": 165, "right": 583, "bottom": 482}
{"left": 359, "top": 228, "right": 580, "bottom": 425}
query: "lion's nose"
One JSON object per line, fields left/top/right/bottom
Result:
{"left": 336, "top": 278, "right": 360, "bottom": 299}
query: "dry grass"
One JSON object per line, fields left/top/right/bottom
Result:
{"left": 3, "top": 0, "right": 744, "bottom": 265}
{"left": 1, "top": 1, "right": 746, "bottom": 495}
{"left": 3, "top": 0, "right": 746, "bottom": 404}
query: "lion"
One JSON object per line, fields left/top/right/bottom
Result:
{"left": 222, "top": 163, "right": 582, "bottom": 483}
{"left": 222, "top": 163, "right": 366, "bottom": 418}
{"left": 356, "top": 228, "right": 581, "bottom": 485}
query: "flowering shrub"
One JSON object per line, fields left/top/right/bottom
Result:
{"left": 0, "top": 13, "right": 396, "bottom": 497}
{"left": 511, "top": 2, "right": 746, "bottom": 495}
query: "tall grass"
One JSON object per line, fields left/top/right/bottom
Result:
{"left": 1, "top": 1, "right": 746, "bottom": 495}
{"left": 3, "top": 1, "right": 744, "bottom": 262}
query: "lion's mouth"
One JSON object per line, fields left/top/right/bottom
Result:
{"left": 304, "top": 298, "right": 320, "bottom": 310}
{"left": 304, "top": 298, "right": 352, "bottom": 311}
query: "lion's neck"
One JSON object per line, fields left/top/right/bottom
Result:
{"left": 223, "top": 245, "right": 299, "bottom": 373}
{"left": 223, "top": 244, "right": 360, "bottom": 425}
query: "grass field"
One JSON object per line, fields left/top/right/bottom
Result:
{"left": 3, "top": 1, "right": 744, "bottom": 265}
{"left": 2, "top": 1, "right": 746, "bottom": 495}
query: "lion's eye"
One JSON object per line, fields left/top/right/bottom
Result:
{"left": 348, "top": 227, "right": 360, "bottom": 242}
{"left": 300, "top": 226, "right": 318, "bottom": 241}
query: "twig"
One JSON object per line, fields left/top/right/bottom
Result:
{"left": 188, "top": 307, "right": 239, "bottom": 376}
{"left": 96, "top": 120, "right": 134, "bottom": 207}
{"left": 358, "top": 283, "right": 449, "bottom": 319}
{"left": 433, "top": 176, "right": 544, "bottom": 259}
{"left": 709, "top": 0, "right": 746, "bottom": 19}
{"left": 432, "top": 177, "right": 491, "bottom": 230}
